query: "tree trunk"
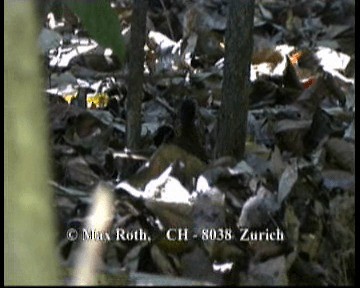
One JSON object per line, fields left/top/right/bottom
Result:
{"left": 5, "top": 0, "right": 59, "bottom": 284}
{"left": 126, "top": 0, "right": 149, "bottom": 149}
{"left": 215, "top": 0, "right": 255, "bottom": 160}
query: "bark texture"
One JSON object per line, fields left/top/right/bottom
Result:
{"left": 216, "top": 0, "right": 255, "bottom": 159}
{"left": 126, "top": 0, "right": 149, "bottom": 149}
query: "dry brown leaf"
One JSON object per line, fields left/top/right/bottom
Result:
{"left": 325, "top": 138, "right": 355, "bottom": 173}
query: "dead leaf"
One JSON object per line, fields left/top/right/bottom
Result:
{"left": 151, "top": 245, "right": 178, "bottom": 275}
{"left": 325, "top": 138, "right": 355, "bottom": 173}
{"left": 321, "top": 169, "right": 354, "bottom": 193}
{"left": 238, "top": 186, "right": 279, "bottom": 229}
{"left": 277, "top": 160, "right": 298, "bottom": 205}
{"left": 241, "top": 256, "right": 288, "bottom": 285}
{"left": 269, "top": 146, "right": 286, "bottom": 179}
{"left": 63, "top": 156, "right": 99, "bottom": 189}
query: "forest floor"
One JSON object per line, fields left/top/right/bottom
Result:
{"left": 41, "top": 0, "right": 354, "bottom": 285}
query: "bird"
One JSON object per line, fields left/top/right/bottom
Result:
{"left": 154, "top": 98, "right": 208, "bottom": 163}
{"left": 125, "top": 99, "right": 208, "bottom": 189}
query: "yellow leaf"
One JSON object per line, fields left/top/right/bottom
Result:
{"left": 87, "top": 93, "right": 109, "bottom": 108}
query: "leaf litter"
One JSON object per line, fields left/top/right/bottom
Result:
{"left": 41, "top": 0, "right": 354, "bottom": 285}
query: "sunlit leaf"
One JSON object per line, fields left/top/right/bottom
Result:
{"left": 87, "top": 93, "right": 109, "bottom": 108}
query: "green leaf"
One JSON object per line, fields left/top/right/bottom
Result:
{"left": 66, "top": 0, "right": 125, "bottom": 62}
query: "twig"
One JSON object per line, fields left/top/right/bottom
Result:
{"left": 159, "top": 0, "right": 175, "bottom": 40}
{"left": 155, "top": 96, "right": 176, "bottom": 117}
{"left": 112, "top": 150, "right": 149, "bottom": 161}
{"left": 49, "top": 180, "right": 90, "bottom": 199}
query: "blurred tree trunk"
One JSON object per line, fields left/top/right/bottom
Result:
{"left": 126, "top": 0, "right": 149, "bottom": 149}
{"left": 215, "top": 0, "right": 255, "bottom": 159}
{"left": 5, "top": 0, "right": 59, "bottom": 285}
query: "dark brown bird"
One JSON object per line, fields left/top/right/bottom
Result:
{"left": 153, "top": 98, "right": 208, "bottom": 162}
{"left": 173, "top": 99, "right": 208, "bottom": 162}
